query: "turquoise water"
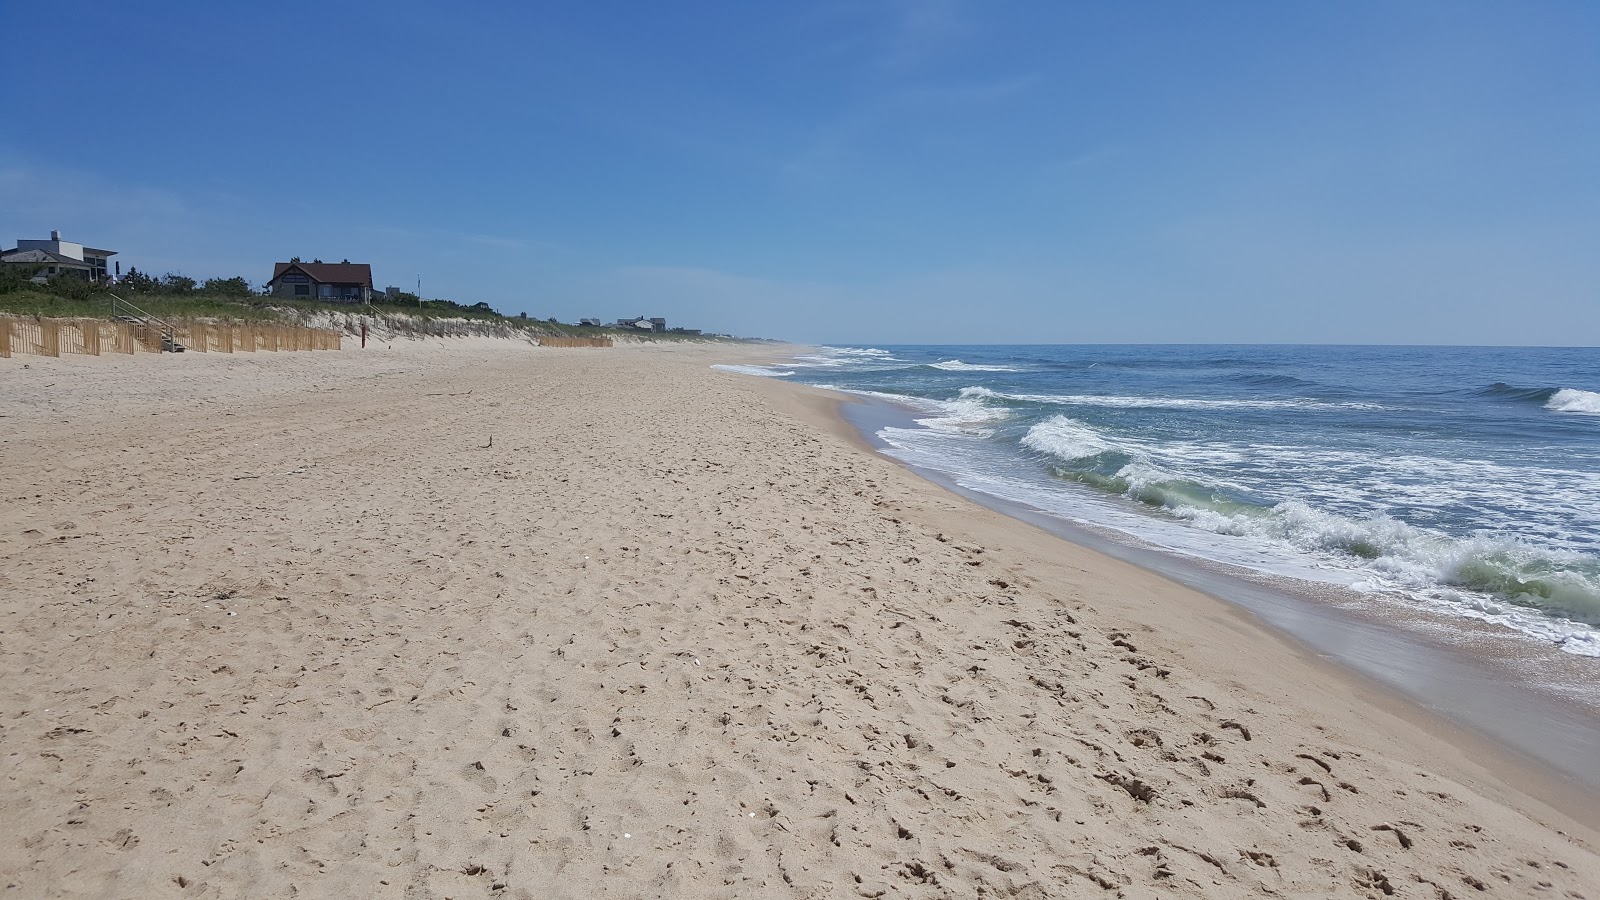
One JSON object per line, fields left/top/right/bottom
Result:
{"left": 719, "top": 345, "right": 1600, "bottom": 656}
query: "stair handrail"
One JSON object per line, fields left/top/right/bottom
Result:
{"left": 106, "top": 292, "right": 178, "bottom": 351}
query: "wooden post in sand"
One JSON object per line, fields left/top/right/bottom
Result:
{"left": 219, "top": 324, "right": 234, "bottom": 353}
{"left": 0, "top": 318, "right": 11, "bottom": 358}
{"left": 81, "top": 319, "right": 101, "bottom": 356}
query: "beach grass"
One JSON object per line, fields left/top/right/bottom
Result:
{"left": 0, "top": 288, "right": 735, "bottom": 341}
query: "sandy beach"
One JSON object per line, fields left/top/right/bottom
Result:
{"left": 2, "top": 340, "right": 1596, "bottom": 899}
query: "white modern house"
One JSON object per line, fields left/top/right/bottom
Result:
{"left": 0, "top": 230, "right": 117, "bottom": 283}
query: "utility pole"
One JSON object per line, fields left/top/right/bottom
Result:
{"left": 417, "top": 275, "right": 421, "bottom": 309}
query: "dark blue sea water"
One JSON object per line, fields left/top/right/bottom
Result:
{"left": 718, "top": 345, "right": 1600, "bottom": 656}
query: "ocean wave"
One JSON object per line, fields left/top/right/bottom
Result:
{"left": 1229, "top": 373, "right": 1315, "bottom": 388}
{"left": 821, "top": 346, "right": 896, "bottom": 357}
{"left": 1015, "top": 418, "right": 1600, "bottom": 632}
{"left": 929, "top": 359, "right": 1022, "bottom": 372}
{"left": 710, "top": 364, "right": 795, "bottom": 377}
{"left": 789, "top": 347, "right": 904, "bottom": 368}
{"left": 1547, "top": 388, "right": 1600, "bottom": 415}
{"left": 829, "top": 387, "right": 1013, "bottom": 437}
{"left": 1234, "top": 503, "right": 1600, "bottom": 631}
{"left": 1019, "top": 415, "right": 1116, "bottom": 461}
{"left": 1478, "top": 382, "right": 1558, "bottom": 403}
{"left": 971, "top": 387, "right": 1381, "bottom": 412}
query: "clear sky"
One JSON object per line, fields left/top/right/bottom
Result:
{"left": 3, "top": 1, "right": 1597, "bottom": 344}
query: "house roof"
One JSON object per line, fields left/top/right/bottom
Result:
{"left": 267, "top": 261, "right": 373, "bottom": 288}
{"left": 1, "top": 247, "right": 91, "bottom": 267}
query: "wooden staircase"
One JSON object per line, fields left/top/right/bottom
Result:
{"left": 109, "top": 295, "right": 186, "bottom": 352}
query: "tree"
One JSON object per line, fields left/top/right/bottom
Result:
{"left": 120, "top": 267, "right": 159, "bottom": 293}
{"left": 161, "top": 273, "right": 197, "bottom": 294}
{"left": 201, "top": 276, "right": 252, "bottom": 297}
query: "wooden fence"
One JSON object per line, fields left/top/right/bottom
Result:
{"left": 538, "top": 336, "right": 613, "bottom": 348}
{"left": 0, "top": 318, "right": 342, "bottom": 359}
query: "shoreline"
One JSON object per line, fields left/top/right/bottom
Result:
{"left": 3, "top": 341, "right": 1596, "bottom": 896}
{"left": 826, "top": 383, "right": 1600, "bottom": 790}
{"left": 737, "top": 370, "right": 1600, "bottom": 826}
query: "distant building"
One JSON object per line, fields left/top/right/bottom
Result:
{"left": 0, "top": 230, "right": 116, "bottom": 283}
{"left": 264, "top": 261, "right": 374, "bottom": 302}
{"left": 615, "top": 316, "right": 666, "bottom": 332}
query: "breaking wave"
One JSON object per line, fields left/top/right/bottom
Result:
{"left": 1477, "top": 384, "right": 1600, "bottom": 416}
{"left": 928, "top": 359, "right": 1023, "bottom": 372}
{"left": 1018, "top": 415, "right": 1600, "bottom": 638}
{"left": 1547, "top": 388, "right": 1600, "bottom": 415}
{"left": 966, "top": 386, "right": 1380, "bottom": 412}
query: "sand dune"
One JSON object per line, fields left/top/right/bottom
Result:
{"left": 1, "top": 341, "right": 1595, "bottom": 898}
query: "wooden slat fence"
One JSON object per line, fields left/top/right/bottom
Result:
{"left": 0, "top": 318, "right": 342, "bottom": 359}
{"left": 538, "top": 336, "right": 613, "bottom": 348}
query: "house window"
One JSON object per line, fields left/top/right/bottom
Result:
{"left": 294, "top": 284, "right": 310, "bottom": 296}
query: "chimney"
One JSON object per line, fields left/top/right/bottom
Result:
{"left": 51, "top": 230, "right": 61, "bottom": 240}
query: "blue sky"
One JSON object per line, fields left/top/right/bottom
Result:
{"left": 3, "top": 1, "right": 1597, "bottom": 344}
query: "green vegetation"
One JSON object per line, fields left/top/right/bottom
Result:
{"left": 0, "top": 269, "right": 736, "bottom": 341}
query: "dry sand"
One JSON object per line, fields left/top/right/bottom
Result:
{"left": 1, "top": 340, "right": 1596, "bottom": 899}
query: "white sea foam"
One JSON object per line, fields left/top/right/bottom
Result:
{"left": 790, "top": 347, "right": 904, "bottom": 368}
{"left": 826, "top": 386, "right": 1012, "bottom": 437}
{"left": 1019, "top": 415, "right": 1114, "bottom": 461}
{"left": 964, "top": 387, "right": 1380, "bottom": 412}
{"left": 710, "top": 364, "right": 795, "bottom": 377}
{"left": 929, "top": 359, "right": 1022, "bottom": 372}
{"left": 821, "top": 346, "right": 896, "bottom": 358}
{"left": 1547, "top": 388, "right": 1600, "bottom": 415}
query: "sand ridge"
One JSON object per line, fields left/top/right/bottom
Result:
{"left": 0, "top": 342, "right": 1595, "bottom": 898}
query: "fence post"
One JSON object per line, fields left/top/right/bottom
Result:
{"left": 0, "top": 318, "right": 10, "bottom": 358}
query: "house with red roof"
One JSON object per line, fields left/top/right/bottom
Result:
{"left": 264, "top": 260, "right": 373, "bottom": 302}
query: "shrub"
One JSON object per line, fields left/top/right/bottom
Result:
{"left": 45, "top": 274, "right": 96, "bottom": 300}
{"left": 201, "top": 276, "right": 252, "bottom": 297}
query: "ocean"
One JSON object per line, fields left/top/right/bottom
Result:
{"left": 718, "top": 345, "right": 1600, "bottom": 659}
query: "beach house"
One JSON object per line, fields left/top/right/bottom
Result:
{"left": 0, "top": 230, "right": 117, "bottom": 283}
{"left": 264, "top": 261, "right": 374, "bottom": 302}
{"left": 615, "top": 316, "right": 667, "bottom": 332}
